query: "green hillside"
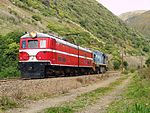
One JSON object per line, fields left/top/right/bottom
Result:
{"left": 1, "top": 0, "right": 149, "bottom": 54}
{"left": 125, "top": 10, "right": 150, "bottom": 38}
{"left": 0, "top": 0, "right": 150, "bottom": 77}
{"left": 119, "top": 10, "right": 146, "bottom": 21}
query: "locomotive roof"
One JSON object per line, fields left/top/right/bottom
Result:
{"left": 93, "top": 50, "right": 104, "bottom": 54}
{"left": 21, "top": 32, "right": 92, "bottom": 53}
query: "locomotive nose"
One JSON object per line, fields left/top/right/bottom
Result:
{"left": 29, "top": 55, "right": 36, "bottom": 61}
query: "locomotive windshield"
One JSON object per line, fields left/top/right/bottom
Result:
{"left": 28, "top": 40, "right": 38, "bottom": 48}
{"left": 22, "top": 41, "right": 26, "bottom": 48}
{"left": 21, "top": 39, "right": 47, "bottom": 49}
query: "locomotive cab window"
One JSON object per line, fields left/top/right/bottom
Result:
{"left": 28, "top": 40, "right": 38, "bottom": 48}
{"left": 22, "top": 40, "right": 26, "bottom": 48}
{"left": 40, "top": 40, "right": 46, "bottom": 48}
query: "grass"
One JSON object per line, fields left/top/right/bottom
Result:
{"left": 107, "top": 70, "right": 150, "bottom": 113}
{"left": 0, "top": 96, "right": 18, "bottom": 111}
{"left": 44, "top": 107, "right": 73, "bottom": 113}
{"left": 44, "top": 74, "right": 129, "bottom": 113}
{"left": 45, "top": 87, "right": 112, "bottom": 113}
{"left": 25, "top": 93, "right": 55, "bottom": 101}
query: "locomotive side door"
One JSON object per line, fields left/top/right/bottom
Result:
{"left": 51, "top": 39, "right": 56, "bottom": 64}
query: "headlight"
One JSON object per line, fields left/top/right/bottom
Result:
{"left": 29, "top": 31, "right": 37, "bottom": 38}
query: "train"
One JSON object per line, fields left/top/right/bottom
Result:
{"left": 19, "top": 32, "right": 108, "bottom": 78}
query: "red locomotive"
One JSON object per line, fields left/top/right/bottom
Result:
{"left": 19, "top": 32, "right": 107, "bottom": 78}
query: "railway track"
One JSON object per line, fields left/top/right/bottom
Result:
{"left": 0, "top": 71, "right": 119, "bottom": 83}
{"left": 0, "top": 78, "right": 19, "bottom": 83}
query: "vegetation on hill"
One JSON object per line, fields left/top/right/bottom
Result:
{"left": 119, "top": 10, "right": 146, "bottom": 21}
{"left": 1, "top": 0, "right": 149, "bottom": 55}
{"left": 125, "top": 10, "right": 150, "bottom": 39}
{"left": 119, "top": 10, "right": 150, "bottom": 40}
{"left": 0, "top": 0, "right": 150, "bottom": 77}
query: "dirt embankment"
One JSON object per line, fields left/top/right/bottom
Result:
{"left": 5, "top": 72, "right": 120, "bottom": 113}
{"left": 0, "top": 72, "right": 118, "bottom": 100}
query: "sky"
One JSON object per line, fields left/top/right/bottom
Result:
{"left": 98, "top": 0, "right": 150, "bottom": 15}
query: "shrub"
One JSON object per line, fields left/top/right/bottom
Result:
{"left": 130, "top": 68, "right": 136, "bottom": 73}
{"left": 0, "top": 96, "right": 17, "bottom": 110}
{"left": 32, "top": 15, "right": 41, "bottom": 21}
{"left": 9, "top": 8, "right": 18, "bottom": 16}
{"left": 139, "top": 67, "right": 150, "bottom": 79}
{"left": 123, "top": 61, "right": 128, "bottom": 69}
{"left": 113, "top": 60, "right": 121, "bottom": 70}
{"left": 0, "top": 31, "right": 23, "bottom": 78}
{"left": 145, "top": 58, "right": 150, "bottom": 67}
{"left": 122, "top": 70, "right": 129, "bottom": 74}
{"left": 143, "top": 46, "right": 149, "bottom": 52}
{"left": 42, "top": 0, "right": 50, "bottom": 8}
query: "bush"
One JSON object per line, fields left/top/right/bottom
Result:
{"left": 143, "top": 46, "right": 149, "bottom": 52}
{"left": 32, "top": 15, "right": 41, "bottom": 21}
{"left": 0, "top": 66, "right": 20, "bottom": 78}
{"left": 138, "top": 67, "right": 150, "bottom": 79}
{"left": 145, "top": 58, "right": 150, "bottom": 67}
{"left": 123, "top": 61, "right": 128, "bottom": 69}
{"left": 130, "top": 68, "right": 136, "bottom": 73}
{"left": 122, "top": 70, "right": 129, "bottom": 74}
{"left": 42, "top": 0, "right": 50, "bottom": 8}
{"left": 0, "top": 31, "right": 23, "bottom": 78}
{"left": 113, "top": 60, "right": 121, "bottom": 70}
{"left": 0, "top": 96, "right": 17, "bottom": 110}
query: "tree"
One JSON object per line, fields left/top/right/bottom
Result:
{"left": 0, "top": 31, "right": 23, "bottom": 78}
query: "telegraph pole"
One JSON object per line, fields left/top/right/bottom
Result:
{"left": 120, "top": 42, "right": 125, "bottom": 73}
{"left": 140, "top": 56, "right": 143, "bottom": 68}
{"left": 121, "top": 47, "right": 124, "bottom": 72}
